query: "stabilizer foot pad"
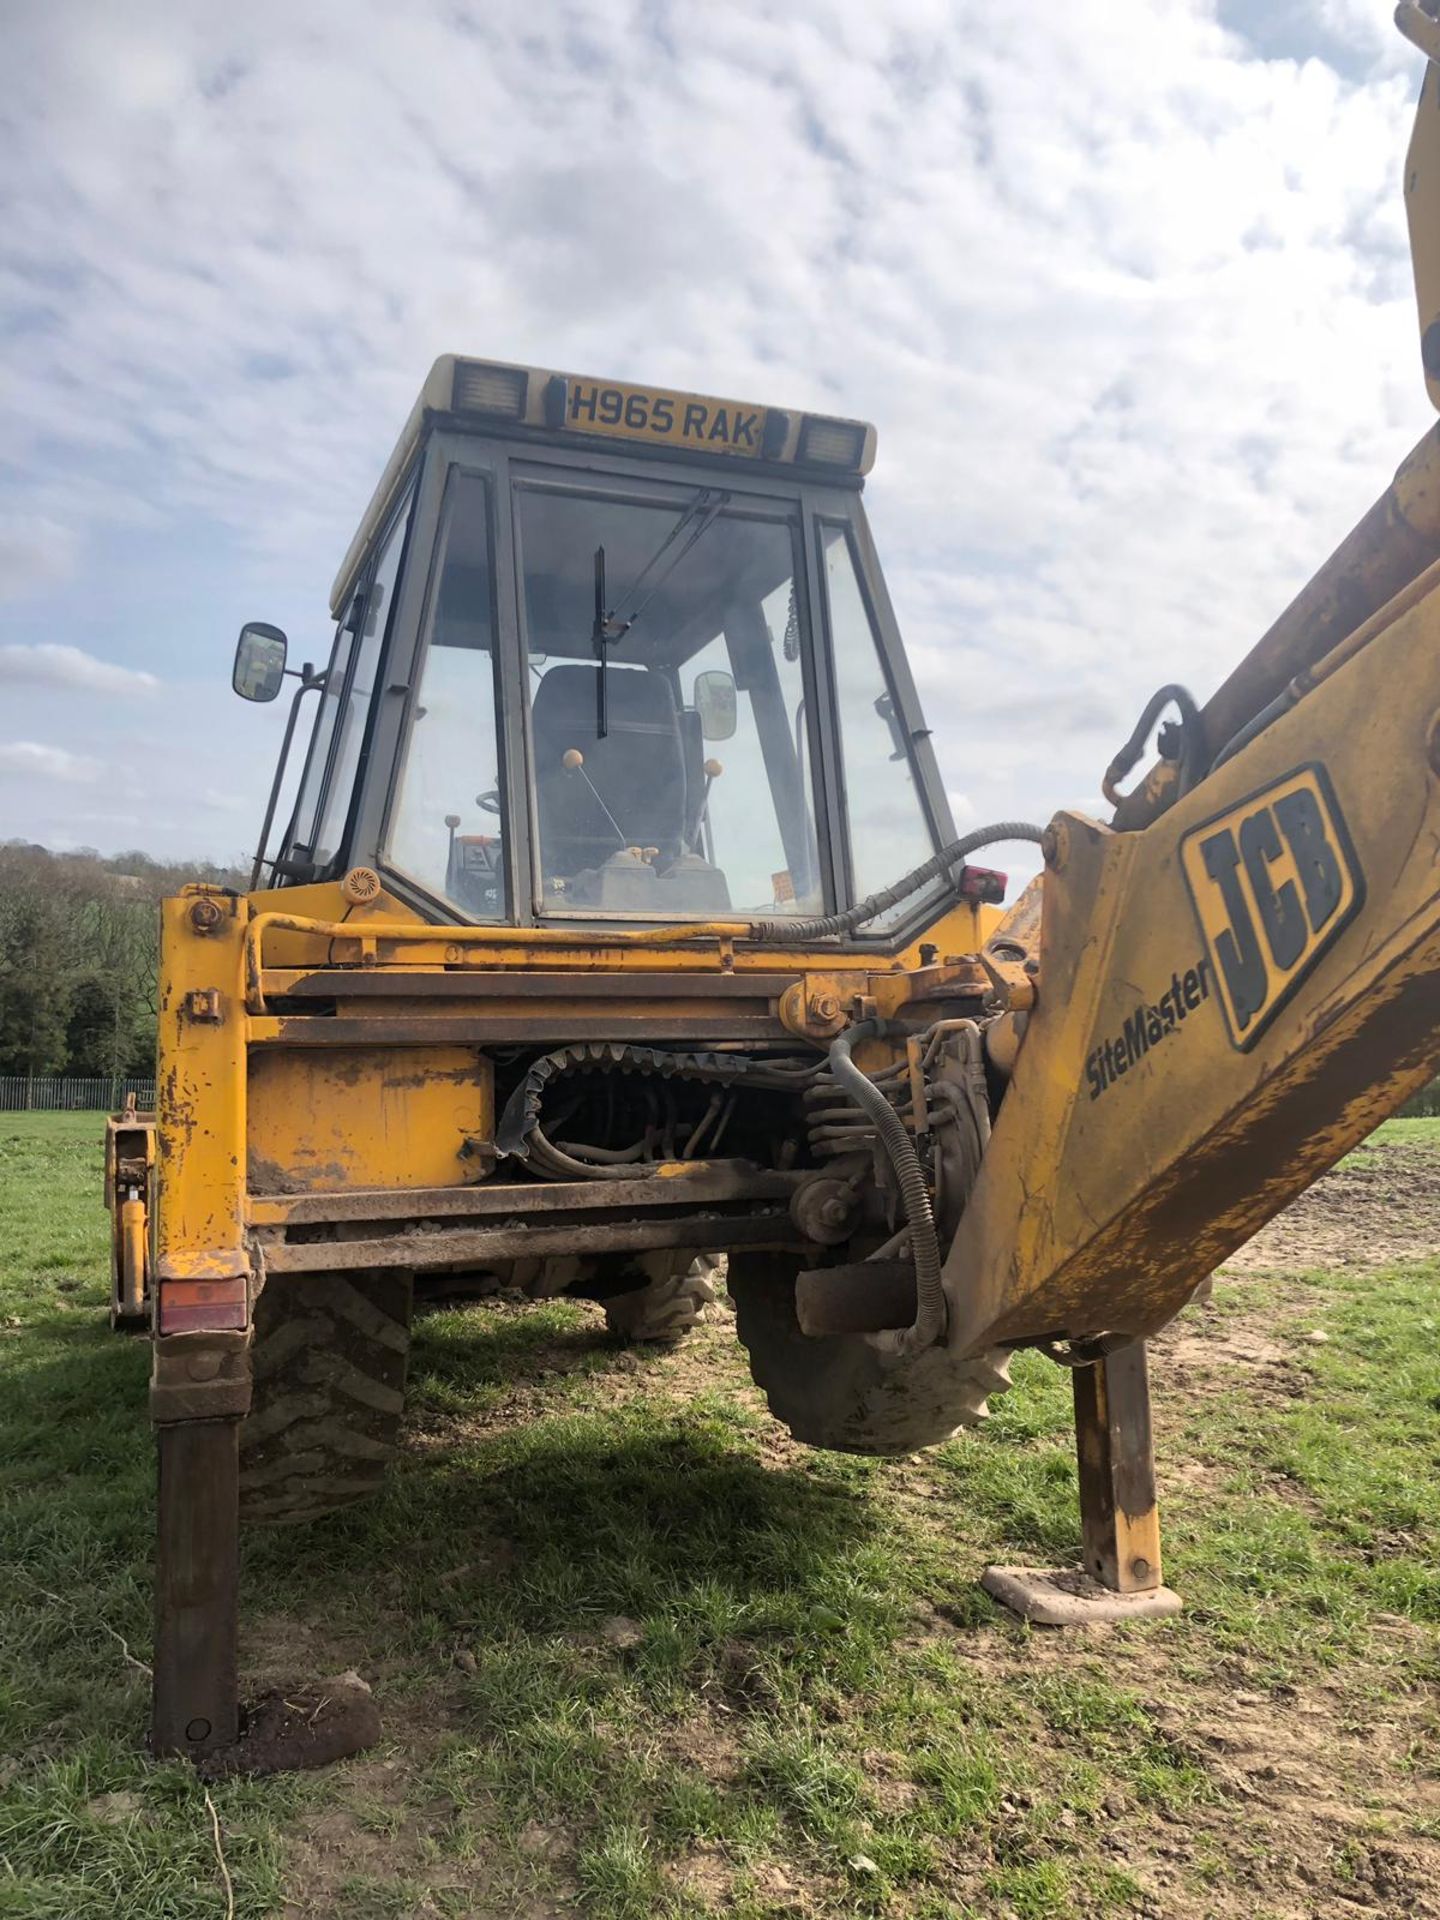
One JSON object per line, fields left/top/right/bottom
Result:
{"left": 981, "top": 1566, "right": 1183, "bottom": 1626}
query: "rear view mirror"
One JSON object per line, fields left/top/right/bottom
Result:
{"left": 233, "top": 622, "right": 288, "bottom": 702}
{"left": 693, "top": 669, "right": 737, "bottom": 741}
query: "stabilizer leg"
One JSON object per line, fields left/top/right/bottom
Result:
{"left": 982, "top": 1342, "right": 1183, "bottom": 1624}
{"left": 152, "top": 1418, "right": 241, "bottom": 1757}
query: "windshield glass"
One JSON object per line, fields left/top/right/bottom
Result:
{"left": 517, "top": 484, "right": 821, "bottom": 918}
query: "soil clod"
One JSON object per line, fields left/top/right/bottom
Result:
{"left": 196, "top": 1671, "right": 380, "bottom": 1778}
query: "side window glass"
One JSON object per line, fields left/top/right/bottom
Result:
{"left": 821, "top": 524, "right": 936, "bottom": 914}
{"left": 311, "top": 487, "right": 414, "bottom": 868}
{"left": 388, "top": 473, "right": 506, "bottom": 917}
{"left": 284, "top": 623, "right": 352, "bottom": 869}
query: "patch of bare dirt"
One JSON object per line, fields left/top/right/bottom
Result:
{"left": 279, "top": 1800, "right": 571, "bottom": 1920}
{"left": 665, "top": 1841, "right": 734, "bottom": 1903}
{"left": 917, "top": 1616, "right": 1440, "bottom": 1919}
{"left": 1222, "top": 1144, "right": 1440, "bottom": 1275}
{"left": 655, "top": 1710, "right": 743, "bottom": 1779}
{"left": 1152, "top": 1290, "right": 1315, "bottom": 1412}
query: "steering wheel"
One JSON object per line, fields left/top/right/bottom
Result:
{"left": 475, "top": 789, "right": 502, "bottom": 816}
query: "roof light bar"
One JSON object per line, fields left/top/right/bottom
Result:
{"left": 452, "top": 360, "right": 528, "bottom": 417}
{"left": 798, "top": 416, "right": 869, "bottom": 468}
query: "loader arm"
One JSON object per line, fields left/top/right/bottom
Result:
{"left": 942, "top": 554, "right": 1440, "bottom": 1357}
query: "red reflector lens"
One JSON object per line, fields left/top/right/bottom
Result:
{"left": 157, "top": 1278, "right": 248, "bottom": 1335}
{"left": 959, "top": 865, "right": 1008, "bottom": 904}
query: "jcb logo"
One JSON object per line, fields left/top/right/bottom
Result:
{"left": 1179, "top": 764, "right": 1363, "bottom": 1050}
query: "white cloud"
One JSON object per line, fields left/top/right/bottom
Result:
{"left": 0, "top": 0, "right": 1430, "bottom": 857}
{"left": 0, "top": 518, "right": 80, "bottom": 601}
{"left": 0, "top": 740, "right": 105, "bottom": 783}
{"left": 0, "top": 643, "right": 157, "bottom": 695}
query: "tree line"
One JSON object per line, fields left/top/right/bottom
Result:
{"left": 0, "top": 843, "right": 244, "bottom": 1080}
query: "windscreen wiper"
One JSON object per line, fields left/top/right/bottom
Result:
{"left": 591, "top": 489, "right": 729, "bottom": 737}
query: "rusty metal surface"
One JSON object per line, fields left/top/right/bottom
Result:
{"left": 255, "top": 1012, "right": 793, "bottom": 1045}
{"left": 980, "top": 1567, "right": 1182, "bottom": 1624}
{"left": 259, "top": 1207, "right": 800, "bottom": 1272}
{"left": 150, "top": 1330, "right": 254, "bottom": 1425}
{"left": 980, "top": 1341, "right": 1182, "bottom": 1625}
{"left": 1074, "top": 1345, "right": 1163, "bottom": 1593}
{"left": 152, "top": 1418, "right": 241, "bottom": 1757}
{"left": 247, "top": 1163, "right": 798, "bottom": 1226}
{"left": 275, "top": 969, "right": 804, "bottom": 1000}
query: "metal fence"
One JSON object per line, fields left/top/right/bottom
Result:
{"left": 0, "top": 1075, "right": 156, "bottom": 1113}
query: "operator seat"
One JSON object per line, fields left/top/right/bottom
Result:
{"left": 530, "top": 663, "right": 688, "bottom": 877}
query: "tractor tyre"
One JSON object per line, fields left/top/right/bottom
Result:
{"left": 239, "top": 1269, "right": 414, "bottom": 1527}
{"left": 602, "top": 1254, "right": 723, "bottom": 1343}
{"left": 728, "top": 1251, "right": 1012, "bottom": 1455}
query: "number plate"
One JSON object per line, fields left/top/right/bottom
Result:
{"left": 563, "top": 378, "right": 766, "bottom": 458}
{"left": 1179, "top": 763, "right": 1364, "bottom": 1050}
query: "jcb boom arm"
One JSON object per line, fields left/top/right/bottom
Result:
{"left": 943, "top": 555, "right": 1440, "bottom": 1356}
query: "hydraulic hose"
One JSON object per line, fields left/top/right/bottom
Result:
{"left": 1101, "top": 684, "right": 1204, "bottom": 809}
{"left": 756, "top": 821, "right": 1046, "bottom": 943}
{"left": 828, "top": 1019, "right": 947, "bottom": 1353}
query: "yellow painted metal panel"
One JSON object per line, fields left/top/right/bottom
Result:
{"left": 1178, "top": 765, "right": 1362, "bottom": 1049}
{"left": 560, "top": 377, "right": 768, "bottom": 459}
{"left": 247, "top": 1047, "right": 492, "bottom": 1193}
{"left": 154, "top": 890, "right": 249, "bottom": 1287}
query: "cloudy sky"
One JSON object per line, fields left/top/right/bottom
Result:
{"left": 0, "top": 0, "right": 1430, "bottom": 868}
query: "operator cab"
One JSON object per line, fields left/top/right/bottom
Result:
{"left": 236, "top": 357, "right": 955, "bottom": 939}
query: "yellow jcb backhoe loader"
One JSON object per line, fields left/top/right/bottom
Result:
{"left": 117, "top": 4, "right": 1440, "bottom": 1761}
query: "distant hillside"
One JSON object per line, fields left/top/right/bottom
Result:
{"left": 0, "top": 842, "right": 246, "bottom": 1079}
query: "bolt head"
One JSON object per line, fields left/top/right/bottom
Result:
{"left": 188, "top": 897, "right": 222, "bottom": 933}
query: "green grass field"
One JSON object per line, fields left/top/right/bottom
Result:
{"left": 2, "top": 1112, "right": 1439, "bottom": 1918}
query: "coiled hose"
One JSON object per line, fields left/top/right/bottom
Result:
{"left": 755, "top": 820, "right": 1046, "bottom": 942}
{"left": 828, "top": 1019, "right": 948, "bottom": 1353}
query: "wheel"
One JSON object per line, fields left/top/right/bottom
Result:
{"left": 239, "top": 1270, "right": 414, "bottom": 1527}
{"left": 602, "top": 1253, "right": 723, "bottom": 1343}
{"left": 728, "top": 1252, "right": 1011, "bottom": 1455}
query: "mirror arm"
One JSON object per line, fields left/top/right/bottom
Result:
{"left": 248, "top": 671, "right": 325, "bottom": 891}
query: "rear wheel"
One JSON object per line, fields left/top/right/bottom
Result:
{"left": 602, "top": 1253, "right": 722, "bottom": 1342}
{"left": 729, "top": 1252, "right": 1011, "bottom": 1455}
{"left": 239, "top": 1270, "right": 414, "bottom": 1527}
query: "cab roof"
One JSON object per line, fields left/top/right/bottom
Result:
{"left": 330, "top": 355, "right": 877, "bottom": 616}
